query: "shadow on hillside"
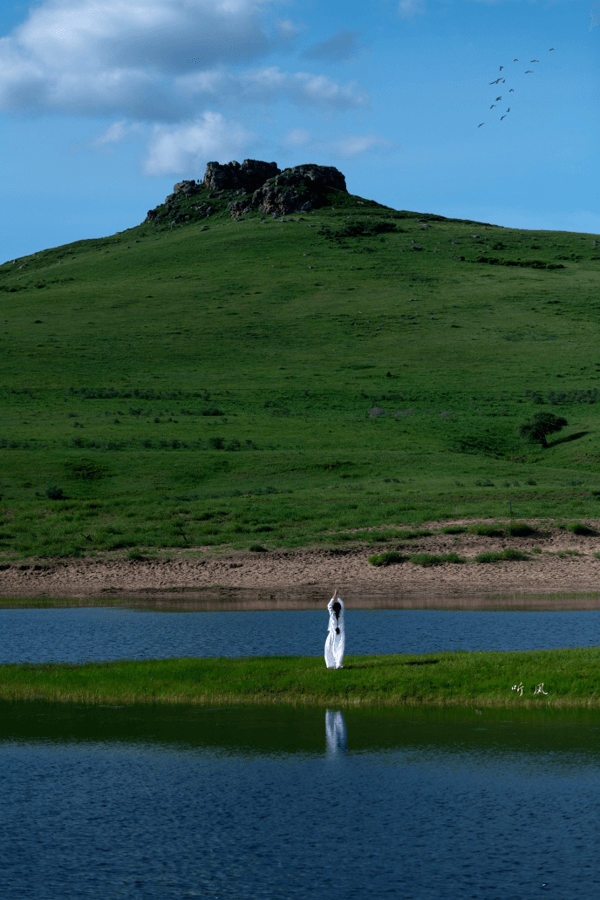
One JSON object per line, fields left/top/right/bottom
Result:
{"left": 548, "top": 430, "right": 590, "bottom": 448}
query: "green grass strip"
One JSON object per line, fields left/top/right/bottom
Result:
{"left": 2, "top": 648, "right": 600, "bottom": 707}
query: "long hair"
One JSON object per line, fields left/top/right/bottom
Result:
{"left": 332, "top": 600, "right": 341, "bottom": 619}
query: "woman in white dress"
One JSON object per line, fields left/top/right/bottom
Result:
{"left": 324, "top": 593, "right": 345, "bottom": 669}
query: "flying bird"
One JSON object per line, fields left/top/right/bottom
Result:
{"left": 499, "top": 66, "right": 504, "bottom": 71}
{"left": 506, "top": 107, "right": 510, "bottom": 112}
{"left": 531, "top": 59, "right": 539, "bottom": 63}
{"left": 478, "top": 123, "right": 484, "bottom": 127}
{"left": 496, "top": 96, "right": 502, "bottom": 101}
{"left": 490, "top": 104, "right": 496, "bottom": 109}
{"left": 549, "top": 48, "right": 555, "bottom": 51}
{"left": 525, "top": 70, "right": 533, "bottom": 74}
{"left": 509, "top": 88, "right": 514, "bottom": 92}
{"left": 514, "top": 59, "right": 518, "bottom": 62}
{"left": 502, "top": 79, "right": 506, "bottom": 83}
{"left": 501, "top": 115, "right": 506, "bottom": 120}
{"left": 489, "top": 78, "right": 501, "bottom": 84}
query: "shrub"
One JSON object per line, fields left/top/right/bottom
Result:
{"left": 369, "top": 530, "right": 400, "bottom": 543}
{"left": 506, "top": 522, "right": 537, "bottom": 537}
{"left": 474, "top": 549, "right": 528, "bottom": 563}
{"left": 410, "top": 552, "right": 466, "bottom": 566}
{"left": 249, "top": 543, "right": 268, "bottom": 552}
{"left": 468, "top": 523, "right": 505, "bottom": 537}
{"left": 126, "top": 548, "right": 145, "bottom": 561}
{"left": 441, "top": 525, "right": 466, "bottom": 534}
{"left": 202, "top": 407, "right": 224, "bottom": 416}
{"left": 368, "top": 551, "right": 407, "bottom": 566}
{"left": 519, "top": 412, "right": 567, "bottom": 448}
{"left": 64, "top": 460, "right": 107, "bottom": 480}
{"left": 396, "top": 529, "right": 433, "bottom": 540}
{"left": 567, "top": 521, "right": 596, "bottom": 535}
{"left": 45, "top": 485, "right": 65, "bottom": 500}
{"left": 501, "top": 548, "right": 529, "bottom": 561}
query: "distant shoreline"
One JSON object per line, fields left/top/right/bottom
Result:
{"left": 2, "top": 518, "right": 600, "bottom": 605}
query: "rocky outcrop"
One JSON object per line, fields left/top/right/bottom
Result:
{"left": 145, "top": 160, "right": 348, "bottom": 226}
{"left": 173, "top": 179, "right": 200, "bottom": 197}
{"left": 229, "top": 163, "right": 348, "bottom": 218}
{"left": 203, "top": 159, "right": 280, "bottom": 193}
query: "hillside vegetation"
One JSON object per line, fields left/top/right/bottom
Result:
{"left": 1, "top": 175, "right": 599, "bottom": 560}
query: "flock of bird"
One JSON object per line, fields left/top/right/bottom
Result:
{"left": 478, "top": 48, "right": 555, "bottom": 127}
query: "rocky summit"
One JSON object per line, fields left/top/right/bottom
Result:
{"left": 203, "top": 159, "right": 281, "bottom": 194}
{"left": 145, "top": 159, "right": 348, "bottom": 227}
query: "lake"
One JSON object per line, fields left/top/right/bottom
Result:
{"left": 0, "top": 702, "right": 599, "bottom": 899}
{"left": 1, "top": 607, "right": 600, "bottom": 663}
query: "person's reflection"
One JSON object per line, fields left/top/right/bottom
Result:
{"left": 325, "top": 709, "right": 347, "bottom": 755}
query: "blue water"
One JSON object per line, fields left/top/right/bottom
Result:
{"left": 1, "top": 703, "right": 599, "bottom": 899}
{"left": 1, "top": 607, "right": 599, "bottom": 663}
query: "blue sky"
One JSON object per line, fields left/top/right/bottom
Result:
{"left": 0, "top": 0, "right": 598, "bottom": 262}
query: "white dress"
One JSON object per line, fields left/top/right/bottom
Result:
{"left": 324, "top": 597, "right": 345, "bottom": 669}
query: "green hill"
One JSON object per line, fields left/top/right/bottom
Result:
{"left": 1, "top": 161, "right": 599, "bottom": 560}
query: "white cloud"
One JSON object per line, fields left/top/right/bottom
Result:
{"left": 142, "top": 111, "right": 257, "bottom": 176}
{"left": 302, "top": 28, "right": 364, "bottom": 63}
{"left": 319, "top": 133, "right": 396, "bottom": 158}
{"left": 274, "top": 19, "right": 299, "bottom": 39}
{"left": 83, "top": 118, "right": 147, "bottom": 154}
{"left": 288, "top": 72, "right": 370, "bottom": 108}
{"left": 90, "top": 118, "right": 137, "bottom": 146}
{"left": 176, "top": 66, "right": 369, "bottom": 109}
{"left": 279, "top": 129, "right": 396, "bottom": 159}
{"left": 0, "top": 0, "right": 375, "bottom": 175}
{"left": 281, "top": 127, "right": 311, "bottom": 147}
{"left": 0, "top": 0, "right": 369, "bottom": 117}
{"left": 397, "top": 0, "right": 427, "bottom": 19}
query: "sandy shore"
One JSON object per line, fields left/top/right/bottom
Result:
{"left": 1, "top": 519, "right": 600, "bottom": 608}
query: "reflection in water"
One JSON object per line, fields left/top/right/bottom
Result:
{"left": 325, "top": 710, "right": 347, "bottom": 755}
{"left": 2, "top": 704, "right": 600, "bottom": 898}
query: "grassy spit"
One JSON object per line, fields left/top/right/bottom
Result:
{"left": 2, "top": 648, "right": 600, "bottom": 707}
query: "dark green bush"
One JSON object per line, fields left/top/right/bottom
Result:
{"left": 474, "top": 549, "right": 528, "bottom": 563}
{"left": 567, "top": 521, "right": 596, "bottom": 535}
{"left": 368, "top": 551, "right": 407, "bottom": 566}
{"left": 506, "top": 522, "right": 537, "bottom": 537}
{"left": 64, "top": 460, "right": 107, "bottom": 480}
{"left": 126, "top": 548, "right": 145, "bottom": 561}
{"left": 468, "top": 523, "right": 505, "bottom": 537}
{"left": 396, "top": 529, "right": 433, "bottom": 540}
{"left": 249, "top": 543, "right": 268, "bottom": 552}
{"left": 410, "top": 552, "right": 466, "bottom": 567}
{"left": 45, "top": 485, "right": 65, "bottom": 500}
{"left": 519, "top": 412, "right": 567, "bottom": 447}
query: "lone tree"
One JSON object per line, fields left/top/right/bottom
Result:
{"left": 519, "top": 412, "right": 568, "bottom": 448}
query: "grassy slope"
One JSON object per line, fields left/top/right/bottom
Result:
{"left": 1, "top": 183, "right": 599, "bottom": 560}
{"left": 2, "top": 649, "right": 600, "bottom": 707}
